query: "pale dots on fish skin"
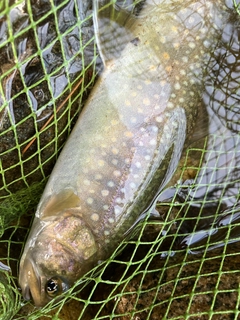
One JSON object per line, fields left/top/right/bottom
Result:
{"left": 145, "top": 154, "right": 151, "bottom": 161}
{"left": 112, "top": 159, "right": 118, "bottom": 165}
{"left": 114, "top": 207, "right": 121, "bottom": 215}
{"left": 90, "top": 213, "right": 99, "bottom": 222}
{"left": 174, "top": 83, "right": 181, "bottom": 90}
{"left": 165, "top": 65, "right": 172, "bottom": 73}
{"left": 179, "top": 97, "right": 185, "bottom": 103}
{"left": 149, "top": 64, "right": 158, "bottom": 72}
{"left": 89, "top": 189, "right": 95, "bottom": 194}
{"left": 95, "top": 174, "right": 102, "bottom": 180}
{"left": 135, "top": 162, "right": 141, "bottom": 169}
{"left": 111, "top": 119, "right": 119, "bottom": 126}
{"left": 125, "top": 158, "right": 131, "bottom": 164}
{"left": 167, "top": 102, "right": 174, "bottom": 109}
{"left": 107, "top": 181, "right": 115, "bottom": 188}
{"left": 101, "top": 189, "right": 109, "bottom": 197}
{"left": 130, "top": 182, "right": 136, "bottom": 189}
{"left": 137, "top": 85, "right": 143, "bottom": 90}
{"left": 113, "top": 170, "right": 121, "bottom": 177}
{"left": 87, "top": 198, "right": 94, "bottom": 205}
{"left": 130, "top": 117, "right": 137, "bottom": 124}
{"left": 159, "top": 36, "right": 166, "bottom": 44}
{"left": 124, "top": 131, "right": 133, "bottom": 138}
{"left": 116, "top": 197, "right": 122, "bottom": 204}
{"left": 111, "top": 137, "right": 117, "bottom": 143}
{"left": 131, "top": 91, "right": 137, "bottom": 97}
{"left": 171, "top": 25, "right": 178, "bottom": 33}
{"left": 103, "top": 205, "right": 109, "bottom": 211}
{"left": 143, "top": 98, "right": 150, "bottom": 106}
{"left": 203, "top": 40, "right": 211, "bottom": 48}
{"left": 125, "top": 99, "right": 131, "bottom": 106}
{"left": 173, "top": 42, "right": 180, "bottom": 49}
{"left": 188, "top": 42, "right": 196, "bottom": 49}
{"left": 83, "top": 179, "right": 90, "bottom": 186}
{"left": 111, "top": 147, "right": 119, "bottom": 155}
{"left": 108, "top": 217, "right": 114, "bottom": 224}
{"left": 104, "top": 230, "right": 110, "bottom": 236}
{"left": 163, "top": 52, "right": 170, "bottom": 60}
{"left": 156, "top": 116, "right": 163, "bottom": 123}
{"left": 180, "top": 69, "right": 186, "bottom": 76}
{"left": 182, "top": 56, "right": 188, "bottom": 63}
{"left": 82, "top": 168, "right": 89, "bottom": 174}
{"left": 98, "top": 160, "right": 105, "bottom": 167}
{"left": 144, "top": 79, "right": 152, "bottom": 85}
{"left": 150, "top": 139, "right": 157, "bottom": 146}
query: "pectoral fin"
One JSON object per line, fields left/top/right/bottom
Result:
{"left": 38, "top": 189, "right": 81, "bottom": 218}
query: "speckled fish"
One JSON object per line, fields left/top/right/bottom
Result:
{"left": 19, "top": 0, "right": 231, "bottom": 306}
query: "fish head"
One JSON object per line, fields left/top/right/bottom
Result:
{"left": 19, "top": 210, "right": 99, "bottom": 306}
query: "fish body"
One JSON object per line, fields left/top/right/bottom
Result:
{"left": 19, "top": 0, "right": 230, "bottom": 306}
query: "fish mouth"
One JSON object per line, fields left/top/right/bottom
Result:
{"left": 19, "top": 256, "right": 48, "bottom": 307}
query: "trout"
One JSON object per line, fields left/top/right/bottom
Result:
{"left": 19, "top": 0, "right": 230, "bottom": 306}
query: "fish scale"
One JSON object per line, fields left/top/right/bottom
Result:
{"left": 19, "top": 0, "right": 231, "bottom": 307}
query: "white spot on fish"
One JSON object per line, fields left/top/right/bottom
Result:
{"left": 143, "top": 98, "right": 150, "bottom": 106}
{"left": 116, "top": 197, "right": 122, "bottom": 204}
{"left": 107, "top": 181, "right": 115, "bottom": 187}
{"left": 150, "top": 139, "right": 157, "bottom": 146}
{"left": 174, "top": 83, "right": 181, "bottom": 90}
{"left": 135, "top": 162, "right": 141, "bottom": 168}
{"left": 87, "top": 198, "right": 94, "bottom": 205}
{"left": 101, "top": 190, "right": 109, "bottom": 197}
{"left": 98, "top": 160, "right": 105, "bottom": 167}
{"left": 113, "top": 170, "right": 121, "bottom": 177}
{"left": 156, "top": 116, "right": 163, "bottom": 123}
{"left": 112, "top": 159, "right": 118, "bottom": 165}
{"left": 112, "top": 148, "right": 119, "bottom": 154}
{"left": 91, "top": 213, "right": 99, "bottom": 221}
{"left": 189, "top": 42, "right": 196, "bottom": 49}
{"left": 84, "top": 179, "right": 90, "bottom": 186}
{"left": 108, "top": 218, "right": 114, "bottom": 224}
{"left": 167, "top": 102, "right": 174, "bottom": 109}
{"left": 130, "top": 182, "right": 136, "bottom": 189}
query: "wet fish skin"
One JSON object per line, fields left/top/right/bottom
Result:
{"left": 19, "top": 0, "right": 230, "bottom": 306}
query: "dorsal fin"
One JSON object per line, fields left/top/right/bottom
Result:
{"left": 93, "top": 0, "right": 135, "bottom": 65}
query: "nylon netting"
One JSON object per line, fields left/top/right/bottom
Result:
{"left": 0, "top": 0, "right": 240, "bottom": 319}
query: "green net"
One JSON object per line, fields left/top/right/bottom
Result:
{"left": 0, "top": 0, "right": 240, "bottom": 319}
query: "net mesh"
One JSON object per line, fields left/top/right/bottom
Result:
{"left": 0, "top": 0, "right": 240, "bottom": 319}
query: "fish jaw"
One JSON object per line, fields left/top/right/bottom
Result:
{"left": 19, "top": 253, "right": 50, "bottom": 307}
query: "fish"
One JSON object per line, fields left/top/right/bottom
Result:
{"left": 19, "top": 0, "right": 231, "bottom": 306}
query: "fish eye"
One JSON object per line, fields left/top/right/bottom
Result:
{"left": 45, "top": 277, "right": 62, "bottom": 297}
